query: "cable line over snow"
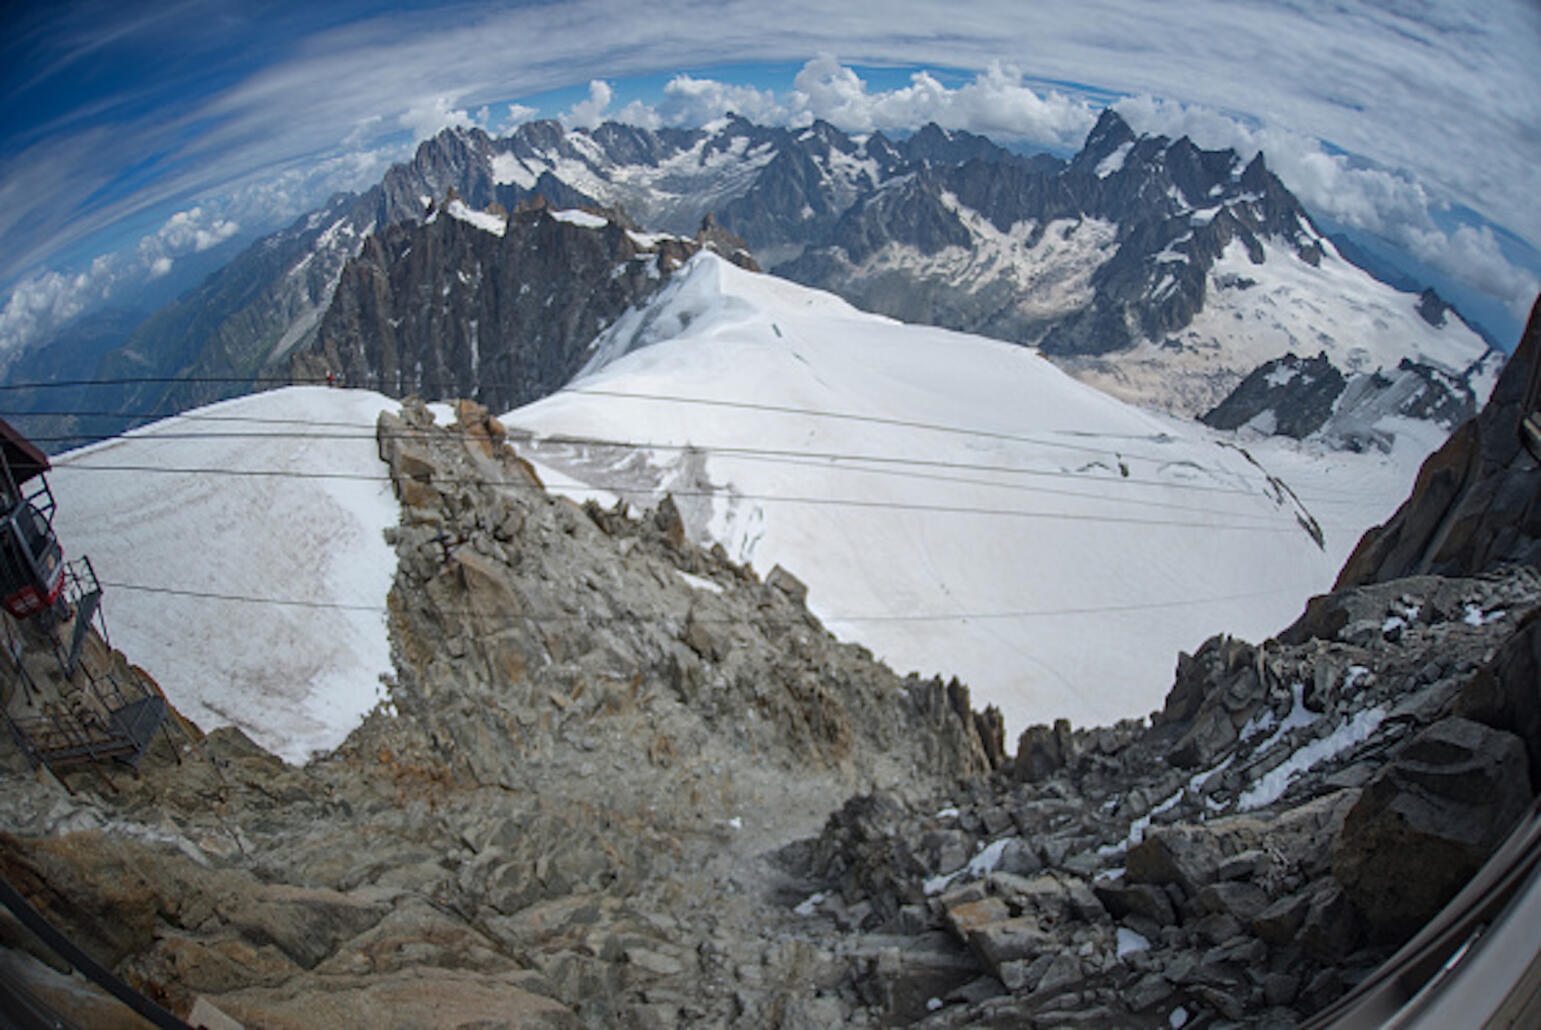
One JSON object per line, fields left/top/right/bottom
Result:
{"left": 0, "top": 374, "right": 1262, "bottom": 469}
{"left": 55, "top": 461, "right": 1319, "bottom": 534}
{"left": 16, "top": 405, "right": 1368, "bottom": 505}
{"left": 99, "top": 578, "right": 1318, "bottom": 624}
{"left": 47, "top": 453, "right": 1313, "bottom": 525}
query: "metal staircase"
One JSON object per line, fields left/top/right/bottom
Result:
{"left": 2, "top": 569, "right": 175, "bottom": 788}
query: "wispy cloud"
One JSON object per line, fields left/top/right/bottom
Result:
{"left": 2, "top": 0, "right": 1536, "bottom": 352}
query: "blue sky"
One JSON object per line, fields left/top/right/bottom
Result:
{"left": 2, "top": 0, "right": 1538, "bottom": 354}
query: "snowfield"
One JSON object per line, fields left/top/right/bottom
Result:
{"left": 49, "top": 388, "right": 400, "bottom": 764}
{"left": 38, "top": 256, "right": 1474, "bottom": 761}
{"left": 505, "top": 254, "right": 1447, "bottom": 735}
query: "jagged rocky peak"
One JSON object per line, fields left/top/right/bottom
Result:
{"left": 35, "top": 106, "right": 1494, "bottom": 459}
{"left": 902, "top": 122, "right": 1016, "bottom": 166}
{"left": 798, "top": 116, "right": 859, "bottom": 153}
{"left": 375, "top": 125, "right": 502, "bottom": 225}
{"left": 1068, "top": 107, "right": 1137, "bottom": 175}
{"left": 290, "top": 188, "right": 764, "bottom": 413}
{"left": 770, "top": 101, "right": 1372, "bottom": 398}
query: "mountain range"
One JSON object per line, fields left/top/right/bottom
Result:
{"left": 2, "top": 111, "right": 1499, "bottom": 460}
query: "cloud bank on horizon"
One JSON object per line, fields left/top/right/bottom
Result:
{"left": 1, "top": 0, "right": 1537, "bottom": 358}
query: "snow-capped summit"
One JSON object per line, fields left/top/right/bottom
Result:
{"left": 502, "top": 253, "right": 1445, "bottom": 736}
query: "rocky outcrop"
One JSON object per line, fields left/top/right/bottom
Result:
{"left": 1336, "top": 296, "right": 1541, "bottom": 586}
{"left": 0, "top": 400, "right": 1002, "bottom": 1027}
{"left": 373, "top": 398, "right": 1000, "bottom": 790}
{"left": 1201, "top": 352, "right": 1347, "bottom": 438}
{"left": 290, "top": 201, "right": 757, "bottom": 413}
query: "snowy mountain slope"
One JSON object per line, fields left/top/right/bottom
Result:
{"left": 47, "top": 388, "right": 400, "bottom": 764}
{"left": 503, "top": 255, "right": 1438, "bottom": 734}
{"left": 1060, "top": 234, "right": 1494, "bottom": 417}
{"left": 774, "top": 112, "right": 1495, "bottom": 423}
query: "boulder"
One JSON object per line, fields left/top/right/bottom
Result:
{"left": 1251, "top": 889, "right": 1312, "bottom": 947}
{"left": 766, "top": 565, "right": 808, "bottom": 606}
{"left": 1093, "top": 881, "right": 1177, "bottom": 926}
{"left": 1126, "top": 826, "right": 1223, "bottom": 899}
{"left": 214, "top": 883, "right": 390, "bottom": 970}
{"left": 964, "top": 916, "right": 1053, "bottom": 970}
{"left": 1451, "top": 613, "right": 1541, "bottom": 784}
{"left": 1191, "top": 881, "right": 1268, "bottom": 923}
{"left": 1333, "top": 717, "right": 1532, "bottom": 942}
{"left": 1013, "top": 720, "right": 1076, "bottom": 782}
{"left": 1295, "top": 880, "right": 1361, "bottom": 962}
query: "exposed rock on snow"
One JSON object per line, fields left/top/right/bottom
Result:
{"left": 775, "top": 562, "right": 1538, "bottom": 1026}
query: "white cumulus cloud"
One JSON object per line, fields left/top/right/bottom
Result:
{"left": 503, "top": 103, "right": 537, "bottom": 127}
{"left": 398, "top": 94, "right": 475, "bottom": 141}
{"left": 655, "top": 73, "right": 798, "bottom": 127}
{"left": 593, "top": 57, "right": 1101, "bottom": 148}
{"left": 1409, "top": 224, "right": 1540, "bottom": 321}
{"left": 147, "top": 206, "right": 242, "bottom": 254}
{"left": 1, "top": 204, "right": 243, "bottom": 355}
{"left": 563, "top": 80, "right": 613, "bottom": 129}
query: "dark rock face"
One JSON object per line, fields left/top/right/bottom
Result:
{"left": 1417, "top": 286, "right": 1450, "bottom": 328}
{"left": 1336, "top": 296, "right": 1541, "bottom": 586}
{"left": 1333, "top": 717, "right": 1532, "bottom": 942}
{"left": 1451, "top": 612, "right": 1541, "bottom": 785}
{"left": 295, "top": 204, "right": 656, "bottom": 413}
{"left": 1201, "top": 349, "right": 1483, "bottom": 448}
{"left": 1201, "top": 352, "right": 1348, "bottom": 438}
{"left": 291, "top": 203, "right": 754, "bottom": 413}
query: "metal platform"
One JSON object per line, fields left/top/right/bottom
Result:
{"left": 2, "top": 586, "right": 172, "bottom": 785}
{"left": 7, "top": 694, "right": 166, "bottom": 773}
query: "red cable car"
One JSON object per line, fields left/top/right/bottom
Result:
{"left": 0, "top": 419, "right": 65, "bottom": 620}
